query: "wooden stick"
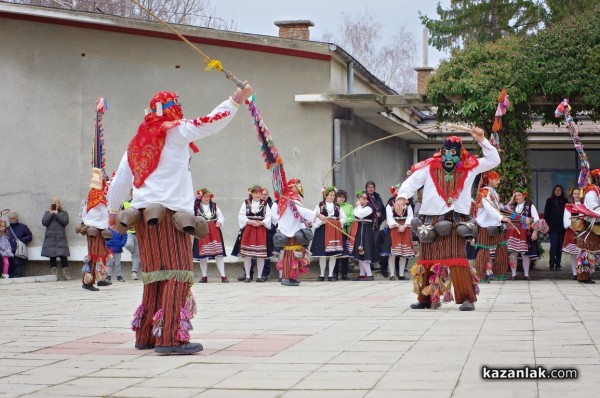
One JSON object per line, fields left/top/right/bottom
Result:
{"left": 321, "top": 124, "right": 439, "bottom": 186}
{"left": 129, "top": 0, "right": 245, "bottom": 88}
{"left": 446, "top": 123, "right": 474, "bottom": 133}
{"left": 279, "top": 194, "right": 352, "bottom": 239}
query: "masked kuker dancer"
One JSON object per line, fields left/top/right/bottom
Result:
{"left": 108, "top": 83, "right": 253, "bottom": 354}
{"left": 570, "top": 169, "right": 600, "bottom": 284}
{"left": 395, "top": 127, "right": 500, "bottom": 311}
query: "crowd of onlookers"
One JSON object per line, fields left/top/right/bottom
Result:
{"left": 0, "top": 183, "right": 584, "bottom": 282}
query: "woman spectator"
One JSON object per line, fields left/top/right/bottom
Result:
{"left": 365, "top": 181, "right": 385, "bottom": 230}
{"left": 6, "top": 211, "right": 33, "bottom": 278}
{"left": 41, "top": 196, "right": 72, "bottom": 280}
{"left": 544, "top": 184, "right": 568, "bottom": 271}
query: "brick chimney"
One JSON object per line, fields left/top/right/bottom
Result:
{"left": 414, "top": 67, "right": 434, "bottom": 95}
{"left": 274, "top": 20, "right": 314, "bottom": 40}
{"left": 414, "top": 28, "right": 434, "bottom": 95}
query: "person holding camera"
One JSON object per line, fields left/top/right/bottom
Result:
{"left": 41, "top": 197, "right": 72, "bottom": 280}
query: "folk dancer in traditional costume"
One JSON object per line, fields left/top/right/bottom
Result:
{"left": 572, "top": 169, "right": 600, "bottom": 284}
{"left": 562, "top": 189, "right": 582, "bottom": 280}
{"left": 79, "top": 196, "right": 112, "bottom": 290}
{"left": 505, "top": 188, "right": 541, "bottom": 281}
{"left": 474, "top": 171, "right": 510, "bottom": 281}
{"left": 333, "top": 190, "right": 355, "bottom": 280}
{"left": 193, "top": 188, "right": 228, "bottom": 283}
{"left": 231, "top": 185, "right": 272, "bottom": 282}
{"left": 310, "top": 186, "right": 346, "bottom": 281}
{"left": 272, "top": 179, "right": 320, "bottom": 286}
{"left": 347, "top": 191, "right": 378, "bottom": 281}
{"left": 108, "top": 84, "right": 253, "bottom": 354}
{"left": 381, "top": 184, "right": 415, "bottom": 280}
{"left": 395, "top": 128, "right": 500, "bottom": 311}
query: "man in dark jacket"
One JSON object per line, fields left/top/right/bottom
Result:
{"left": 7, "top": 211, "right": 33, "bottom": 278}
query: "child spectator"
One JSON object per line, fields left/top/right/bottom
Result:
{"left": 106, "top": 227, "right": 128, "bottom": 282}
{"left": 1, "top": 220, "right": 14, "bottom": 279}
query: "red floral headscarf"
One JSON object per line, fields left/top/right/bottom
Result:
{"left": 127, "top": 92, "right": 188, "bottom": 188}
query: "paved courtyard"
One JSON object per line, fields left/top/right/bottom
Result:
{"left": 0, "top": 277, "right": 599, "bottom": 398}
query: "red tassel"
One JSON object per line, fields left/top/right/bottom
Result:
{"left": 188, "top": 142, "right": 199, "bottom": 153}
{"left": 498, "top": 88, "right": 507, "bottom": 102}
{"left": 492, "top": 117, "right": 502, "bottom": 132}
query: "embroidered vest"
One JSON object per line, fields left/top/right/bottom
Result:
{"left": 245, "top": 199, "right": 266, "bottom": 220}
{"left": 195, "top": 201, "right": 217, "bottom": 221}
{"left": 319, "top": 201, "right": 340, "bottom": 218}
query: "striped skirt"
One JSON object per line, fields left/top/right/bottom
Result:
{"left": 193, "top": 221, "right": 226, "bottom": 258}
{"left": 562, "top": 228, "right": 579, "bottom": 255}
{"left": 474, "top": 227, "right": 505, "bottom": 279}
{"left": 413, "top": 213, "right": 477, "bottom": 308}
{"left": 133, "top": 208, "right": 195, "bottom": 348}
{"left": 389, "top": 227, "right": 415, "bottom": 257}
{"left": 239, "top": 225, "right": 268, "bottom": 258}
{"left": 311, "top": 221, "right": 344, "bottom": 257}
{"left": 85, "top": 234, "right": 110, "bottom": 285}
{"left": 506, "top": 227, "right": 529, "bottom": 253}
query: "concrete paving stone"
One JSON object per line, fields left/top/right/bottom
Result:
{"left": 346, "top": 341, "right": 414, "bottom": 352}
{"left": 137, "top": 375, "right": 227, "bottom": 389}
{"left": 111, "top": 386, "right": 202, "bottom": 398}
{"left": 364, "top": 389, "right": 453, "bottom": 398}
{"left": 318, "top": 364, "right": 392, "bottom": 372}
{"left": 1, "top": 278, "right": 600, "bottom": 396}
{"left": 261, "top": 351, "right": 341, "bottom": 364}
{"left": 535, "top": 356, "right": 600, "bottom": 365}
{"left": 1, "top": 373, "right": 79, "bottom": 385}
{"left": 212, "top": 373, "right": 310, "bottom": 389}
{"left": 533, "top": 346, "right": 600, "bottom": 358}
{"left": 328, "top": 351, "right": 404, "bottom": 365}
{"left": 194, "top": 389, "right": 285, "bottom": 398}
{"left": 538, "top": 389, "right": 598, "bottom": 398}
{"left": 293, "top": 371, "right": 385, "bottom": 390}
{"left": 377, "top": 377, "right": 458, "bottom": 390}
{"left": 282, "top": 390, "right": 368, "bottom": 398}
{"left": 0, "top": 383, "right": 49, "bottom": 397}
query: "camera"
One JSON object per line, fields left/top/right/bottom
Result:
{"left": 51, "top": 204, "right": 57, "bottom": 210}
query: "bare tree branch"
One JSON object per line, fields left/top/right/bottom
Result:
{"left": 321, "top": 8, "right": 416, "bottom": 93}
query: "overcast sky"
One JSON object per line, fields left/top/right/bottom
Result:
{"left": 214, "top": 0, "right": 451, "bottom": 67}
